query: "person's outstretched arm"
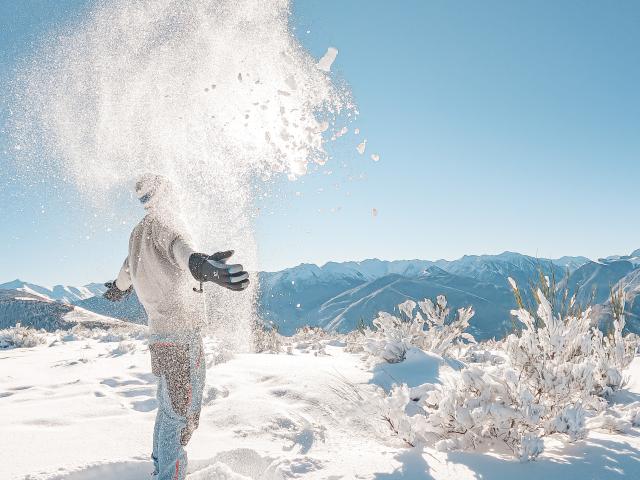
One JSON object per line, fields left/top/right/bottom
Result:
{"left": 104, "top": 257, "right": 133, "bottom": 301}
{"left": 153, "top": 222, "right": 249, "bottom": 292}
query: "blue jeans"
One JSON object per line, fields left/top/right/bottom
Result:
{"left": 150, "top": 333, "right": 206, "bottom": 479}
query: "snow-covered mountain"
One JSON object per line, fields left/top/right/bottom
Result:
{"left": 560, "top": 259, "right": 638, "bottom": 305}
{"left": 263, "top": 265, "right": 516, "bottom": 338}
{"left": 593, "top": 266, "right": 640, "bottom": 333}
{"left": 617, "top": 268, "right": 640, "bottom": 332}
{"left": 598, "top": 249, "right": 640, "bottom": 266}
{"left": 0, "top": 288, "right": 130, "bottom": 331}
{"left": 0, "top": 289, "right": 75, "bottom": 330}
{"left": 433, "top": 252, "right": 567, "bottom": 287}
{"left": 261, "top": 253, "right": 589, "bottom": 286}
{"left": 258, "top": 253, "right": 589, "bottom": 338}
{"left": 74, "top": 291, "right": 148, "bottom": 325}
{"left": 312, "top": 267, "right": 515, "bottom": 339}
{"left": 0, "top": 279, "right": 106, "bottom": 304}
{"left": 3, "top": 250, "right": 639, "bottom": 338}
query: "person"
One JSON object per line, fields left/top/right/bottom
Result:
{"left": 103, "top": 173, "right": 249, "bottom": 479}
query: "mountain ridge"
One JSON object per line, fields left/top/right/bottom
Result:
{"left": 3, "top": 250, "right": 639, "bottom": 338}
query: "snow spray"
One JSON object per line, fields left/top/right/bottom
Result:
{"left": 11, "top": 0, "right": 351, "bottom": 351}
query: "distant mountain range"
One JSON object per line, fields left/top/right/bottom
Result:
{"left": 257, "top": 252, "right": 591, "bottom": 338}
{"left": 2, "top": 249, "right": 640, "bottom": 339}
{"left": 0, "top": 289, "right": 132, "bottom": 331}
{"left": 0, "top": 279, "right": 106, "bottom": 303}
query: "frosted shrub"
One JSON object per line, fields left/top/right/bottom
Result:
{"left": 0, "top": 324, "right": 49, "bottom": 349}
{"left": 463, "top": 344, "right": 505, "bottom": 365}
{"left": 416, "top": 296, "right": 476, "bottom": 356}
{"left": 400, "top": 364, "right": 552, "bottom": 460}
{"left": 286, "top": 326, "right": 330, "bottom": 355}
{"left": 110, "top": 340, "right": 137, "bottom": 355}
{"left": 344, "top": 328, "right": 368, "bottom": 353}
{"left": 364, "top": 310, "right": 417, "bottom": 363}
{"left": 378, "top": 284, "right": 638, "bottom": 461}
{"left": 291, "top": 326, "right": 329, "bottom": 342}
{"left": 364, "top": 297, "right": 476, "bottom": 363}
{"left": 67, "top": 324, "right": 147, "bottom": 342}
{"left": 505, "top": 283, "right": 636, "bottom": 411}
{"left": 253, "top": 321, "right": 282, "bottom": 354}
{"left": 379, "top": 384, "right": 424, "bottom": 446}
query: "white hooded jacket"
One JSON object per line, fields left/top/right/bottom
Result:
{"left": 115, "top": 176, "right": 204, "bottom": 336}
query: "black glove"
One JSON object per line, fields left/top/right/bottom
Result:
{"left": 103, "top": 281, "right": 133, "bottom": 302}
{"left": 188, "top": 250, "right": 250, "bottom": 292}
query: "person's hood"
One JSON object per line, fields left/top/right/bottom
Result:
{"left": 135, "top": 173, "right": 175, "bottom": 211}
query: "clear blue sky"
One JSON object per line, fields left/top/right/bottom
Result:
{"left": 1, "top": 0, "right": 639, "bottom": 286}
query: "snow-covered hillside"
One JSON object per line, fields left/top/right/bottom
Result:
{"left": 0, "top": 289, "right": 133, "bottom": 332}
{"left": 3, "top": 249, "right": 639, "bottom": 339}
{"left": 0, "top": 280, "right": 106, "bottom": 304}
{"left": 1, "top": 317, "right": 639, "bottom": 479}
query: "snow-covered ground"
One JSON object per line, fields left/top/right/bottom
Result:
{"left": 2, "top": 326, "right": 640, "bottom": 480}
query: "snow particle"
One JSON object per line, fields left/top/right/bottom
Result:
{"left": 317, "top": 47, "right": 338, "bottom": 72}
{"left": 314, "top": 121, "right": 329, "bottom": 134}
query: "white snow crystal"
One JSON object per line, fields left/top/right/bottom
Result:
{"left": 313, "top": 121, "right": 329, "bottom": 134}
{"left": 317, "top": 47, "right": 338, "bottom": 72}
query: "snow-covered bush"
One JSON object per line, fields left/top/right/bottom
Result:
{"left": 110, "top": 340, "right": 137, "bottom": 355}
{"left": 463, "top": 344, "right": 505, "bottom": 365}
{"left": 505, "top": 285, "right": 635, "bottom": 406}
{"left": 285, "top": 326, "right": 330, "bottom": 355}
{"left": 253, "top": 320, "right": 282, "bottom": 353}
{"left": 377, "top": 283, "right": 638, "bottom": 461}
{"left": 64, "top": 324, "right": 147, "bottom": 343}
{"left": 0, "top": 324, "right": 49, "bottom": 349}
{"left": 363, "top": 297, "right": 476, "bottom": 363}
{"left": 344, "top": 324, "right": 373, "bottom": 354}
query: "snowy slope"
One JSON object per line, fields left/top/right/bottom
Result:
{"left": 560, "top": 260, "right": 637, "bottom": 305}
{"left": 0, "top": 289, "right": 128, "bottom": 331}
{"left": 608, "top": 268, "right": 640, "bottom": 332}
{"left": 2, "top": 330, "right": 639, "bottom": 479}
{"left": 4, "top": 250, "right": 639, "bottom": 339}
{"left": 73, "top": 291, "right": 148, "bottom": 324}
{"left": 310, "top": 268, "right": 515, "bottom": 339}
{"left": 259, "top": 253, "right": 590, "bottom": 336}
{"left": 0, "top": 279, "right": 106, "bottom": 304}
